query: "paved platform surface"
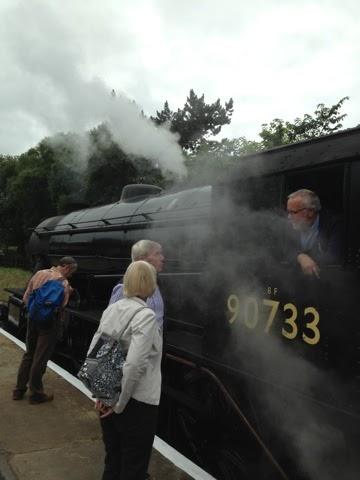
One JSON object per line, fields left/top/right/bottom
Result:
{"left": 0, "top": 332, "right": 194, "bottom": 480}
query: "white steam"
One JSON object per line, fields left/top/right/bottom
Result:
{"left": 0, "top": 1, "right": 185, "bottom": 175}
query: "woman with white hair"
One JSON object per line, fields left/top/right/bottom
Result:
{"left": 90, "top": 260, "right": 162, "bottom": 480}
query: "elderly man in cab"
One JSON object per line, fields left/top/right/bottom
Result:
{"left": 286, "top": 189, "right": 343, "bottom": 278}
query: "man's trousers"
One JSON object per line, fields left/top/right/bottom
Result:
{"left": 15, "top": 316, "right": 59, "bottom": 394}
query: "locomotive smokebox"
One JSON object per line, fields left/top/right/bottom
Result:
{"left": 120, "top": 184, "right": 162, "bottom": 202}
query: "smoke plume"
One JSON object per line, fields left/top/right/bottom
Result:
{"left": 0, "top": 0, "right": 185, "bottom": 175}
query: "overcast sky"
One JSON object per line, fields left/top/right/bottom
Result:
{"left": 1, "top": 0, "right": 359, "bottom": 159}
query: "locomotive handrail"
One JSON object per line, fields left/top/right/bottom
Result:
{"left": 33, "top": 204, "right": 210, "bottom": 232}
{"left": 92, "top": 272, "right": 203, "bottom": 279}
{"left": 33, "top": 212, "right": 211, "bottom": 237}
{"left": 166, "top": 352, "right": 289, "bottom": 480}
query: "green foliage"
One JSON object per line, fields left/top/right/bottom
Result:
{"left": 203, "top": 137, "right": 262, "bottom": 157}
{"left": 0, "top": 155, "right": 19, "bottom": 247}
{"left": 132, "top": 156, "right": 169, "bottom": 188}
{"left": 0, "top": 155, "right": 17, "bottom": 191}
{"left": 0, "top": 267, "right": 31, "bottom": 302}
{"left": 259, "top": 97, "right": 349, "bottom": 149}
{"left": 85, "top": 124, "right": 166, "bottom": 205}
{"left": 6, "top": 167, "right": 53, "bottom": 248}
{"left": 85, "top": 124, "right": 135, "bottom": 205}
{"left": 0, "top": 136, "right": 85, "bottom": 250}
{"left": 43, "top": 132, "right": 87, "bottom": 213}
{"left": 184, "top": 97, "right": 349, "bottom": 181}
{"left": 152, "top": 89, "right": 234, "bottom": 151}
{"left": 184, "top": 137, "right": 262, "bottom": 184}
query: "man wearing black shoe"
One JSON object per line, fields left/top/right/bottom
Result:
{"left": 12, "top": 256, "right": 77, "bottom": 404}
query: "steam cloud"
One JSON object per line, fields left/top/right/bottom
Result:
{"left": 209, "top": 195, "right": 358, "bottom": 479}
{"left": 0, "top": 1, "right": 185, "bottom": 175}
{"left": 162, "top": 188, "right": 359, "bottom": 479}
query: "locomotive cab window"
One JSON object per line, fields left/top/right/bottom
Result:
{"left": 284, "top": 164, "right": 346, "bottom": 266}
{"left": 284, "top": 165, "right": 344, "bottom": 214}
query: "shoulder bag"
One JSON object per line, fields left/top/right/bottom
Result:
{"left": 78, "top": 305, "right": 145, "bottom": 406}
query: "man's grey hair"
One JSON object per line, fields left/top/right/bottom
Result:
{"left": 58, "top": 256, "right": 78, "bottom": 267}
{"left": 131, "top": 240, "right": 161, "bottom": 261}
{"left": 288, "top": 189, "right": 321, "bottom": 212}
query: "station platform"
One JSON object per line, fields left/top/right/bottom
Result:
{"left": 0, "top": 330, "right": 215, "bottom": 480}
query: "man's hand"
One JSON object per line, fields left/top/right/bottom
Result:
{"left": 297, "top": 253, "right": 320, "bottom": 278}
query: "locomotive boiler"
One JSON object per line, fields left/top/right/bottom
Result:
{"left": 7, "top": 126, "right": 360, "bottom": 479}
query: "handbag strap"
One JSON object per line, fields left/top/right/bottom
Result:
{"left": 118, "top": 304, "right": 150, "bottom": 340}
{"left": 87, "top": 304, "right": 150, "bottom": 358}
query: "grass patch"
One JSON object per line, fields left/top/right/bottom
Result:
{"left": 0, "top": 267, "right": 31, "bottom": 302}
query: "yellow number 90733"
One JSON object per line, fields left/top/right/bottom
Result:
{"left": 227, "top": 294, "right": 320, "bottom": 346}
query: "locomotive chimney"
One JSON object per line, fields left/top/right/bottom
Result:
{"left": 120, "top": 184, "right": 162, "bottom": 202}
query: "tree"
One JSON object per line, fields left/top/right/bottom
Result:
{"left": 84, "top": 124, "right": 166, "bottom": 205}
{"left": 259, "top": 97, "right": 349, "bottom": 149}
{"left": 152, "top": 89, "right": 234, "bottom": 151}
{"left": 85, "top": 124, "right": 136, "bottom": 205}
{"left": 0, "top": 135, "right": 86, "bottom": 250}
{"left": 5, "top": 167, "right": 54, "bottom": 249}
{"left": 41, "top": 132, "right": 88, "bottom": 213}
{"left": 0, "top": 155, "right": 18, "bottom": 191}
{"left": 183, "top": 137, "right": 262, "bottom": 185}
{"left": 0, "top": 155, "right": 18, "bottom": 248}
{"left": 132, "top": 156, "right": 168, "bottom": 188}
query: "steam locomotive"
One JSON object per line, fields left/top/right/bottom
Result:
{"left": 6, "top": 127, "right": 360, "bottom": 479}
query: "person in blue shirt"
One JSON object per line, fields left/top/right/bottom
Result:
{"left": 109, "top": 240, "right": 165, "bottom": 329}
{"left": 286, "top": 189, "right": 342, "bottom": 278}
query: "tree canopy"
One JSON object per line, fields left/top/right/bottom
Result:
{"left": 259, "top": 96, "right": 349, "bottom": 149}
{"left": 85, "top": 124, "right": 166, "bottom": 205}
{"left": 152, "top": 89, "right": 234, "bottom": 151}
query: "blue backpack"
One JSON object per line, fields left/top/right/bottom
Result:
{"left": 28, "top": 279, "right": 65, "bottom": 323}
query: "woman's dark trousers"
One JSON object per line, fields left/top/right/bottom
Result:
{"left": 100, "top": 398, "right": 158, "bottom": 480}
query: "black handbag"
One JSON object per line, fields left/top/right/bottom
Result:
{"left": 78, "top": 306, "right": 145, "bottom": 406}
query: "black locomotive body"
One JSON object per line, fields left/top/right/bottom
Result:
{"left": 7, "top": 127, "right": 360, "bottom": 479}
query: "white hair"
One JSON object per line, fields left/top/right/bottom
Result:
{"left": 131, "top": 239, "right": 161, "bottom": 261}
{"left": 288, "top": 189, "right": 321, "bottom": 212}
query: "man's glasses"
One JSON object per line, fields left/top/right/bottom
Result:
{"left": 287, "top": 207, "right": 309, "bottom": 215}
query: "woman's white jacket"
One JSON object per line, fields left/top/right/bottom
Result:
{"left": 87, "top": 296, "right": 162, "bottom": 413}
